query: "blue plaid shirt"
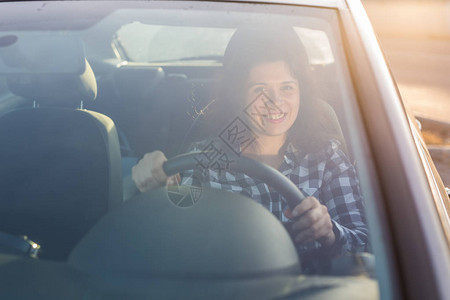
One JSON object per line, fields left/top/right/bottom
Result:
{"left": 181, "top": 139, "right": 369, "bottom": 257}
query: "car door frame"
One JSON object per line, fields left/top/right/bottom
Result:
{"left": 340, "top": 1, "right": 450, "bottom": 299}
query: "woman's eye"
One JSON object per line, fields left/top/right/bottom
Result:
{"left": 253, "top": 86, "right": 265, "bottom": 93}
{"left": 281, "top": 85, "right": 295, "bottom": 91}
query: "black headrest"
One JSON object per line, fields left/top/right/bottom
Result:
{"left": 69, "top": 187, "right": 300, "bottom": 277}
{"left": 0, "top": 108, "right": 122, "bottom": 260}
{"left": 6, "top": 59, "right": 97, "bottom": 107}
{"left": 114, "top": 65, "right": 165, "bottom": 103}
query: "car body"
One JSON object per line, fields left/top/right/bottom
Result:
{"left": 0, "top": 0, "right": 449, "bottom": 299}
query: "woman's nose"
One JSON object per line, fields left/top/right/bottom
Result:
{"left": 261, "top": 90, "right": 284, "bottom": 115}
{"left": 266, "top": 88, "right": 284, "bottom": 105}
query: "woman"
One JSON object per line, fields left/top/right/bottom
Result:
{"left": 132, "top": 27, "right": 369, "bottom": 260}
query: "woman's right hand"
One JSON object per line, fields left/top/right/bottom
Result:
{"left": 131, "top": 151, "right": 179, "bottom": 193}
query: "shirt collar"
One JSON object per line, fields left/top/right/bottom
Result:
{"left": 280, "top": 142, "right": 303, "bottom": 173}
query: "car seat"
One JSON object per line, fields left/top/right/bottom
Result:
{"left": 0, "top": 58, "right": 122, "bottom": 260}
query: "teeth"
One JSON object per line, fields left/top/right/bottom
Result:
{"left": 268, "top": 113, "right": 285, "bottom": 120}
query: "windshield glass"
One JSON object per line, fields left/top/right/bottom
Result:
{"left": 0, "top": 1, "right": 381, "bottom": 299}
{"left": 116, "top": 23, "right": 335, "bottom": 65}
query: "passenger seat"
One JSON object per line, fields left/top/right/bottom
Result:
{"left": 0, "top": 58, "right": 122, "bottom": 260}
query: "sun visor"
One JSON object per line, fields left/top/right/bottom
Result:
{"left": 0, "top": 33, "right": 86, "bottom": 75}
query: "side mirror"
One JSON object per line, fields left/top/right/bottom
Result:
{"left": 416, "top": 119, "right": 422, "bottom": 131}
{"left": 416, "top": 116, "right": 450, "bottom": 190}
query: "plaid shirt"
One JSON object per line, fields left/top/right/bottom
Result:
{"left": 181, "top": 139, "right": 369, "bottom": 257}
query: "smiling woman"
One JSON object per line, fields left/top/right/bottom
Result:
{"left": 244, "top": 60, "right": 301, "bottom": 141}
{"left": 132, "top": 27, "right": 369, "bottom": 273}
{"left": 213, "top": 27, "right": 336, "bottom": 155}
{"left": 181, "top": 27, "right": 368, "bottom": 264}
{"left": 0, "top": 1, "right": 449, "bottom": 299}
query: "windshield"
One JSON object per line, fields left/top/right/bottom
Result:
{"left": 115, "top": 23, "right": 335, "bottom": 65}
{"left": 0, "top": 1, "right": 381, "bottom": 299}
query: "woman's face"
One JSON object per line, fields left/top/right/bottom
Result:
{"left": 245, "top": 60, "right": 300, "bottom": 138}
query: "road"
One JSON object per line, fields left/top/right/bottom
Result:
{"left": 379, "top": 37, "right": 450, "bottom": 123}
{"left": 377, "top": 37, "right": 450, "bottom": 185}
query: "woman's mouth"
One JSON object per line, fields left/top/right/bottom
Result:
{"left": 263, "top": 113, "right": 287, "bottom": 124}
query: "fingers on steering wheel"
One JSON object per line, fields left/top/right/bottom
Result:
{"left": 167, "top": 174, "right": 181, "bottom": 186}
{"left": 132, "top": 151, "right": 169, "bottom": 192}
{"left": 293, "top": 214, "right": 331, "bottom": 243}
{"left": 291, "top": 197, "right": 319, "bottom": 217}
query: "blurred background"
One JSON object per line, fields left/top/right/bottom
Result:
{"left": 363, "top": 0, "right": 450, "bottom": 186}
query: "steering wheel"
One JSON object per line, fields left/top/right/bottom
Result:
{"left": 125, "top": 151, "right": 305, "bottom": 209}
{"left": 99, "top": 152, "right": 375, "bottom": 278}
{"left": 76, "top": 152, "right": 307, "bottom": 279}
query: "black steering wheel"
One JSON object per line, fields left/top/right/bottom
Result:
{"left": 125, "top": 151, "right": 305, "bottom": 209}
{"left": 120, "top": 152, "right": 374, "bottom": 277}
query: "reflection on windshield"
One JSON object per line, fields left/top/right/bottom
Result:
{"left": 0, "top": 0, "right": 376, "bottom": 289}
{"left": 117, "top": 23, "right": 235, "bottom": 63}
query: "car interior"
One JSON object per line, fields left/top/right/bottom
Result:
{"left": 0, "top": 6, "right": 377, "bottom": 298}
{"left": 0, "top": 33, "right": 349, "bottom": 246}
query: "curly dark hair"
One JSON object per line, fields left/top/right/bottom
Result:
{"left": 203, "top": 26, "right": 342, "bottom": 155}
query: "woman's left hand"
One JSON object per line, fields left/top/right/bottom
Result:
{"left": 284, "top": 197, "right": 336, "bottom": 247}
